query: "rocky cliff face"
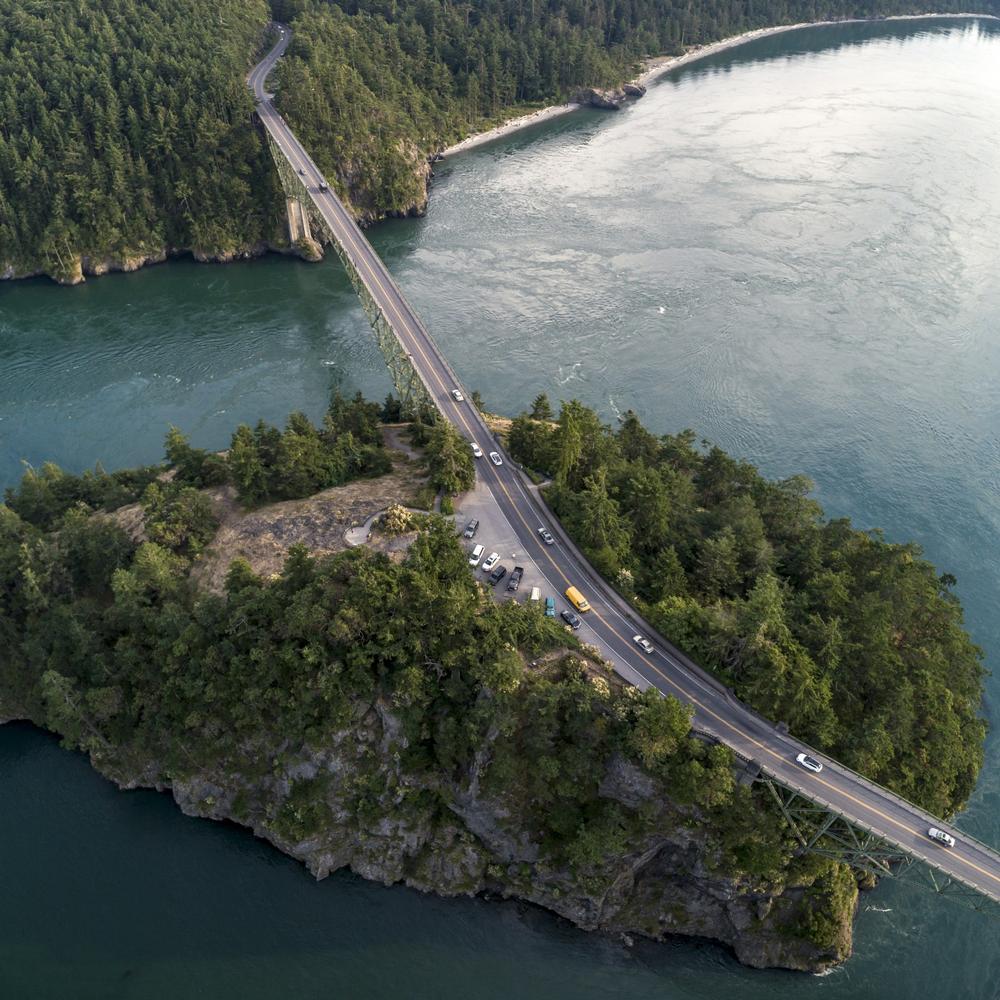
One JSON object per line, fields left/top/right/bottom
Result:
{"left": 337, "top": 139, "right": 433, "bottom": 228}
{"left": 573, "top": 84, "right": 647, "bottom": 110}
{"left": 85, "top": 690, "right": 854, "bottom": 973}
{"left": 0, "top": 238, "right": 328, "bottom": 286}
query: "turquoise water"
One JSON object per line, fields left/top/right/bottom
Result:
{"left": 2, "top": 17, "right": 999, "bottom": 998}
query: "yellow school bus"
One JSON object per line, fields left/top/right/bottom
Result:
{"left": 565, "top": 586, "right": 591, "bottom": 612}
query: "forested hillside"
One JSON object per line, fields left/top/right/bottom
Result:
{"left": 2, "top": 0, "right": 998, "bottom": 279}
{"left": 271, "top": 0, "right": 999, "bottom": 218}
{"left": 507, "top": 398, "right": 986, "bottom": 818}
{"left": 0, "top": 0, "right": 283, "bottom": 283}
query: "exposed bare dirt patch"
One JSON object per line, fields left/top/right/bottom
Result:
{"left": 109, "top": 427, "right": 430, "bottom": 594}
{"left": 194, "top": 460, "right": 427, "bottom": 591}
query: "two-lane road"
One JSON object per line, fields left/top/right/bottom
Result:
{"left": 249, "top": 26, "right": 1000, "bottom": 903}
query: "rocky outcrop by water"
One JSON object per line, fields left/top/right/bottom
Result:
{"left": 0, "top": 238, "right": 321, "bottom": 286}
{"left": 63, "top": 686, "right": 855, "bottom": 974}
{"left": 573, "top": 84, "right": 647, "bottom": 110}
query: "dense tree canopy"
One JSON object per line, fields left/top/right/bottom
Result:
{"left": 271, "top": 0, "right": 998, "bottom": 218}
{"left": 0, "top": 461, "right": 739, "bottom": 877}
{"left": 1, "top": 398, "right": 980, "bottom": 955}
{"left": 6, "top": 0, "right": 996, "bottom": 271}
{"left": 0, "top": 0, "right": 282, "bottom": 279}
{"left": 507, "top": 402, "right": 987, "bottom": 816}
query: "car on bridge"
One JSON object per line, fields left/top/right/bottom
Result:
{"left": 489, "top": 451, "right": 503, "bottom": 466}
{"left": 561, "top": 609, "right": 582, "bottom": 630}
{"left": 537, "top": 527, "right": 555, "bottom": 545}
{"left": 471, "top": 442, "right": 483, "bottom": 458}
{"left": 632, "top": 635, "right": 655, "bottom": 655}
{"left": 463, "top": 519, "right": 479, "bottom": 538}
{"left": 928, "top": 827, "right": 956, "bottom": 848}
{"left": 795, "top": 753, "right": 823, "bottom": 774}
{"left": 319, "top": 180, "right": 329, "bottom": 191}
{"left": 451, "top": 388, "right": 464, "bottom": 402}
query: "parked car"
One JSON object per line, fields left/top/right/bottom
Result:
{"left": 529, "top": 587, "right": 541, "bottom": 603}
{"left": 561, "top": 609, "right": 582, "bottom": 630}
{"left": 537, "top": 527, "right": 555, "bottom": 545}
{"left": 451, "top": 388, "right": 464, "bottom": 402}
{"left": 468, "top": 544, "right": 485, "bottom": 567}
{"left": 927, "top": 827, "right": 956, "bottom": 848}
{"left": 463, "top": 519, "right": 479, "bottom": 539}
{"left": 489, "top": 451, "right": 503, "bottom": 466}
{"left": 489, "top": 564, "right": 508, "bottom": 585}
{"left": 795, "top": 753, "right": 823, "bottom": 774}
{"left": 471, "top": 442, "right": 483, "bottom": 458}
{"left": 481, "top": 552, "right": 500, "bottom": 573}
{"left": 632, "top": 635, "right": 655, "bottom": 655}
{"left": 544, "top": 597, "right": 556, "bottom": 617}
{"left": 506, "top": 566, "right": 525, "bottom": 593}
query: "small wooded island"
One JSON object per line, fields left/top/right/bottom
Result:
{"left": 0, "top": 395, "right": 984, "bottom": 972}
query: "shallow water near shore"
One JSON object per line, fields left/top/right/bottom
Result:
{"left": 2, "top": 16, "right": 1000, "bottom": 999}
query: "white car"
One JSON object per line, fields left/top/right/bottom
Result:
{"left": 795, "top": 753, "right": 823, "bottom": 774}
{"left": 451, "top": 389, "right": 464, "bottom": 402}
{"left": 481, "top": 552, "right": 500, "bottom": 572}
{"left": 471, "top": 442, "right": 483, "bottom": 458}
{"left": 538, "top": 527, "right": 555, "bottom": 545}
{"left": 632, "top": 635, "right": 655, "bottom": 655}
{"left": 468, "top": 543, "right": 485, "bottom": 567}
{"left": 927, "top": 827, "right": 956, "bottom": 848}
{"left": 489, "top": 452, "right": 503, "bottom": 466}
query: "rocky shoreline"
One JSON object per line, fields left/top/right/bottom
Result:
{"left": 0, "top": 691, "right": 855, "bottom": 973}
{"left": 439, "top": 12, "right": 998, "bottom": 156}
{"left": 0, "top": 238, "right": 321, "bottom": 287}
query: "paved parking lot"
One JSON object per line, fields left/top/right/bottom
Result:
{"left": 449, "top": 462, "right": 653, "bottom": 690}
{"left": 454, "top": 472, "right": 559, "bottom": 611}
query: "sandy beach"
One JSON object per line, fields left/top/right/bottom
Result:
{"left": 441, "top": 12, "right": 997, "bottom": 157}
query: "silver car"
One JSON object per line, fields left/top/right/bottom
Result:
{"left": 795, "top": 753, "right": 823, "bottom": 774}
{"left": 632, "top": 635, "right": 654, "bottom": 655}
{"left": 927, "top": 827, "right": 956, "bottom": 848}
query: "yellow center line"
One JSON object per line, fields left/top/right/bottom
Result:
{"left": 265, "top": 111, "right": 1000, "bottom": 894}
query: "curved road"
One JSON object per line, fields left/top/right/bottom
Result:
{"left": 249, "top": 26, "right": 1000, "bottom": 903}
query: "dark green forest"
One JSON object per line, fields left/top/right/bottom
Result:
{"left": 271, "top": 0, "right": 999, "bottom": 217}
{"left": 4, "top": 0, "right": 997, "bottom": 276}
{"left": 0, "top": 431, "right": 863, "bottom": 962}
{"left": 507, "top": 397, "right": 986, "bottom": 817}
{"left": 0, "top": 406, "right": 800, "bottom": 892}
{"left": 0, "top": 399, "right": 983, "bottom": 952}
{"left": 0, "top": 0, "right": 282, "bottom": 281}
